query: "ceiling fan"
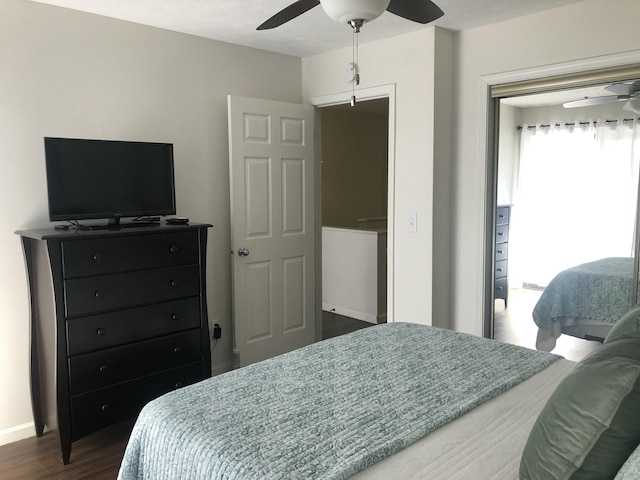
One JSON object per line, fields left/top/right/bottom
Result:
{"left": 563, "top": 81, "right": 640, "bottom": 114}
{"left": 257, "top": 0, "right": 444, "bottom": 32}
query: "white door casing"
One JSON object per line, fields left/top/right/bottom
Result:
{"left": 228, "top": 95, "right": 316, "bottom": 367}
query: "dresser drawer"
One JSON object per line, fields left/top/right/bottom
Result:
{"left": 495, "top": 224, "right": 509, "bottom": 244}
{"left": 61, "top": 231, "right": 199, "bottom": 278}
{"left": 70, "top": 362, "right": 204, "bottom": 441}
{"left": 495, "top": 277, "right": 508, "bottom": 298}
{"left": 495, "top": 242, "right": 508, "bottom": 262}
{"left": 495, "top": 260, "right": 508, "bottom": 279}
{"left": 66, "top": 297, "right": 201, "bottom": 355}
{"left": 64, "top": 265, "right": 200, "bottom": 317}
{"left": 496, "top": 206, "right": 510, "bottom": 226}
{"left": 69, "top": 329, "right": 202, "bottom": 395}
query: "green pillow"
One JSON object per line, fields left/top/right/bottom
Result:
{"left": 520, "top": 332, "right": 640, "bottom": 480}
{"left": 604, "top": 304, "right": 640, "bottom": 344}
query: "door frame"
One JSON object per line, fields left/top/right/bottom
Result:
{"left": 307, "top": 84, "right": 397, "bottom": 335}
{"left": 480, "top": 51, "right": 640, "bottom": 339}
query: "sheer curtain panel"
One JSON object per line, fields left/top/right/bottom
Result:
{"left": 509, "top": 117, "right": 640, "bottom": 287}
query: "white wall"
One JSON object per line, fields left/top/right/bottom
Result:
{"left": 497, "top": 104, "right": 521, "bottom": 205}
{"left": 322, "top": 227, "right": 386, "bottom": 324}
{"left": 453, "top": 0, "right": 640, "bottom": 334}
{"left": 303, "top": 27, "right": 455, "bottom": 327}
{"left": 519, "top": 101, "right": 635, "bottom": 126}
{"left": 0, "top": 0, "right": 302, "bottom": 444}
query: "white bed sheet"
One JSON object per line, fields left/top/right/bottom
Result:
{"left": 352, "top": 358, "right": 576, "bottom": 480}
{"left": 536, "top": 318, "right": 611, "bottom": 352}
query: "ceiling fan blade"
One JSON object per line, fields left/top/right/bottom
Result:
{"left": 386, "top": 0, "right": 444, "bottom": 24}
{"left": 257, "top": 0, "right": 320, "bottom": 30}
{"left": 605, "top": 81, "right": 640, "bottom": 96}
{"left": 562, "top": 95, "right": 630, "bottom": 109}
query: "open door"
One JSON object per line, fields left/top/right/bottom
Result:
{"left": 228, "top": 95, "right": 316, "bottom": 367}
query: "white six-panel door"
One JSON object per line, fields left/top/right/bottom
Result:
{"left": 228, "top": 95, "right": 316, "bottom": 367}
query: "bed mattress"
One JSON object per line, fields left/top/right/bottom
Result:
{"left": 118, "top": 323, "right": 561, "bottom": 480}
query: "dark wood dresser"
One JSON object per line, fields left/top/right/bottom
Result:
{"left": 16, "top": 223, "right": 212, "bottom": 464}
{"left": 495, "top": 206, "right": 511, "bottom": 307}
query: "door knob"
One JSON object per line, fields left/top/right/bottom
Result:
{"left": 237, "top": 248, "right": 250, "bottom": 257}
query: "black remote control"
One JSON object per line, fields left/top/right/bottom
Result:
{"left": 166, "top": 217, "right": 189, "bottom": 225}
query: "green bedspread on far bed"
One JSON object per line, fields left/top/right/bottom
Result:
{"left": 118, "top": 323, "right": 560, "bottom": 480}
{"left": 533, "top": 257, "right": 635, "bottom": 330}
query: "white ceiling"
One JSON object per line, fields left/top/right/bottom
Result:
{"left": 29, "top": 0, "right": 625, "bottom": 108}
{"left": 28, "top": 0, "right": 589, "bottom": 58}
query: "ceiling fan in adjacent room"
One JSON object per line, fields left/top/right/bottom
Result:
{"left": 563, "top": 81, "right": 640, "bottom": 114}
{"left": 257, "top": 0, "right": 444, "bottom": 32}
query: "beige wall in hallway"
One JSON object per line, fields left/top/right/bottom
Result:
{"left": 321, "top": 101, "right": 388, "bottom": 229}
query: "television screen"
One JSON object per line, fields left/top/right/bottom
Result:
{"left": 44, "top": 137, "right": 176, "bottom": 225}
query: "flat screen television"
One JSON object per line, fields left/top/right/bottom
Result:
{"left": 44, "top": 137, "right": 176, "bottom": 227}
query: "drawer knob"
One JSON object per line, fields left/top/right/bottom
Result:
{"left": 101, "top": 404, "right": 110, "bottom": 412}
{"left": 96, "top": 328, "right": 106, "bottom": 336}
{"left": 173, "top": 346, "right": 182, "bottom": 354}
{"left": 99, "top": 364, "right": 109, "bottom": 373}
{"left": 92, "top": 253, "right": 103, "bottom": 261}
{"left": 169, "top": 245, "right": 179, "bottom": 254}
{"left": 170, "top": 279, "right": 177, "bottom": 287}
{"left": 171, "top": 313, "right": 180, "bottom": 321}
{"left": 94, "top": 290, "right": 104, "bottom": 298}
{"left": 175, "top": 382, "right": 183, "bottom": 389}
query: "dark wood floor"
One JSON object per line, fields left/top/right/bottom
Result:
{"left": 494, "top": 287, "right": 600, "bottom": 362}
{"left": 321, "top": 310, "right": 374, "bottom": 339}
{"left": 0, "top": 419, "right": 134, "bottom": 480}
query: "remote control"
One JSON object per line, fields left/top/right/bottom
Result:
{"left": 166, "top": 217, "right": 189, "bottom": 225}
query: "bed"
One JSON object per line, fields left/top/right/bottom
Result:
{"left": 533, "top": 257, "right": 637, "bottom": 351}
{"left": 117, "top": 321, "right": 640, "bottom": 480}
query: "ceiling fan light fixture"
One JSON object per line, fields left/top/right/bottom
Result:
{"left": 320, "top": 0, "right": 391, "bottom": 24}
{"left": 629, "top": 96, "right": 640, "bottom": 114}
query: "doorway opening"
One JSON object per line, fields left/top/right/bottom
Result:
{"left": 318, "top": 97, "right": 390, "bottom": 337}
{"left": 487, "top": 67, "right": 640, "bottom": 361}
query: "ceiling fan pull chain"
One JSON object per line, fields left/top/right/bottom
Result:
{"left": 350, "top": 23, "right": 360, "bottom": 107}
{"left": 355, "top": 28, "right": 360, "bottom": 86}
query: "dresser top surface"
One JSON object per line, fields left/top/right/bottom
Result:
{"left": 16, "top": 222, "right": 212, "bottom": 241}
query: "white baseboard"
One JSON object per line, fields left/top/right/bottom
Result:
{"left": 0, "top": 422, "right": 35, "bottom": 446}
{"left": 322, "top": 303, "right": 379, "bottom": 324}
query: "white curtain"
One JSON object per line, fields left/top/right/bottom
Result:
{"left": 509, "top": 117, "right": 640, "bottom": 287}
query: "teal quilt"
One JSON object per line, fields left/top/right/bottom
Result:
{"left": 118, "top": 323, "right": 560, "bottom": 480}
{"left": 533, "top": 257, "right": 635, "bottom": 330}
